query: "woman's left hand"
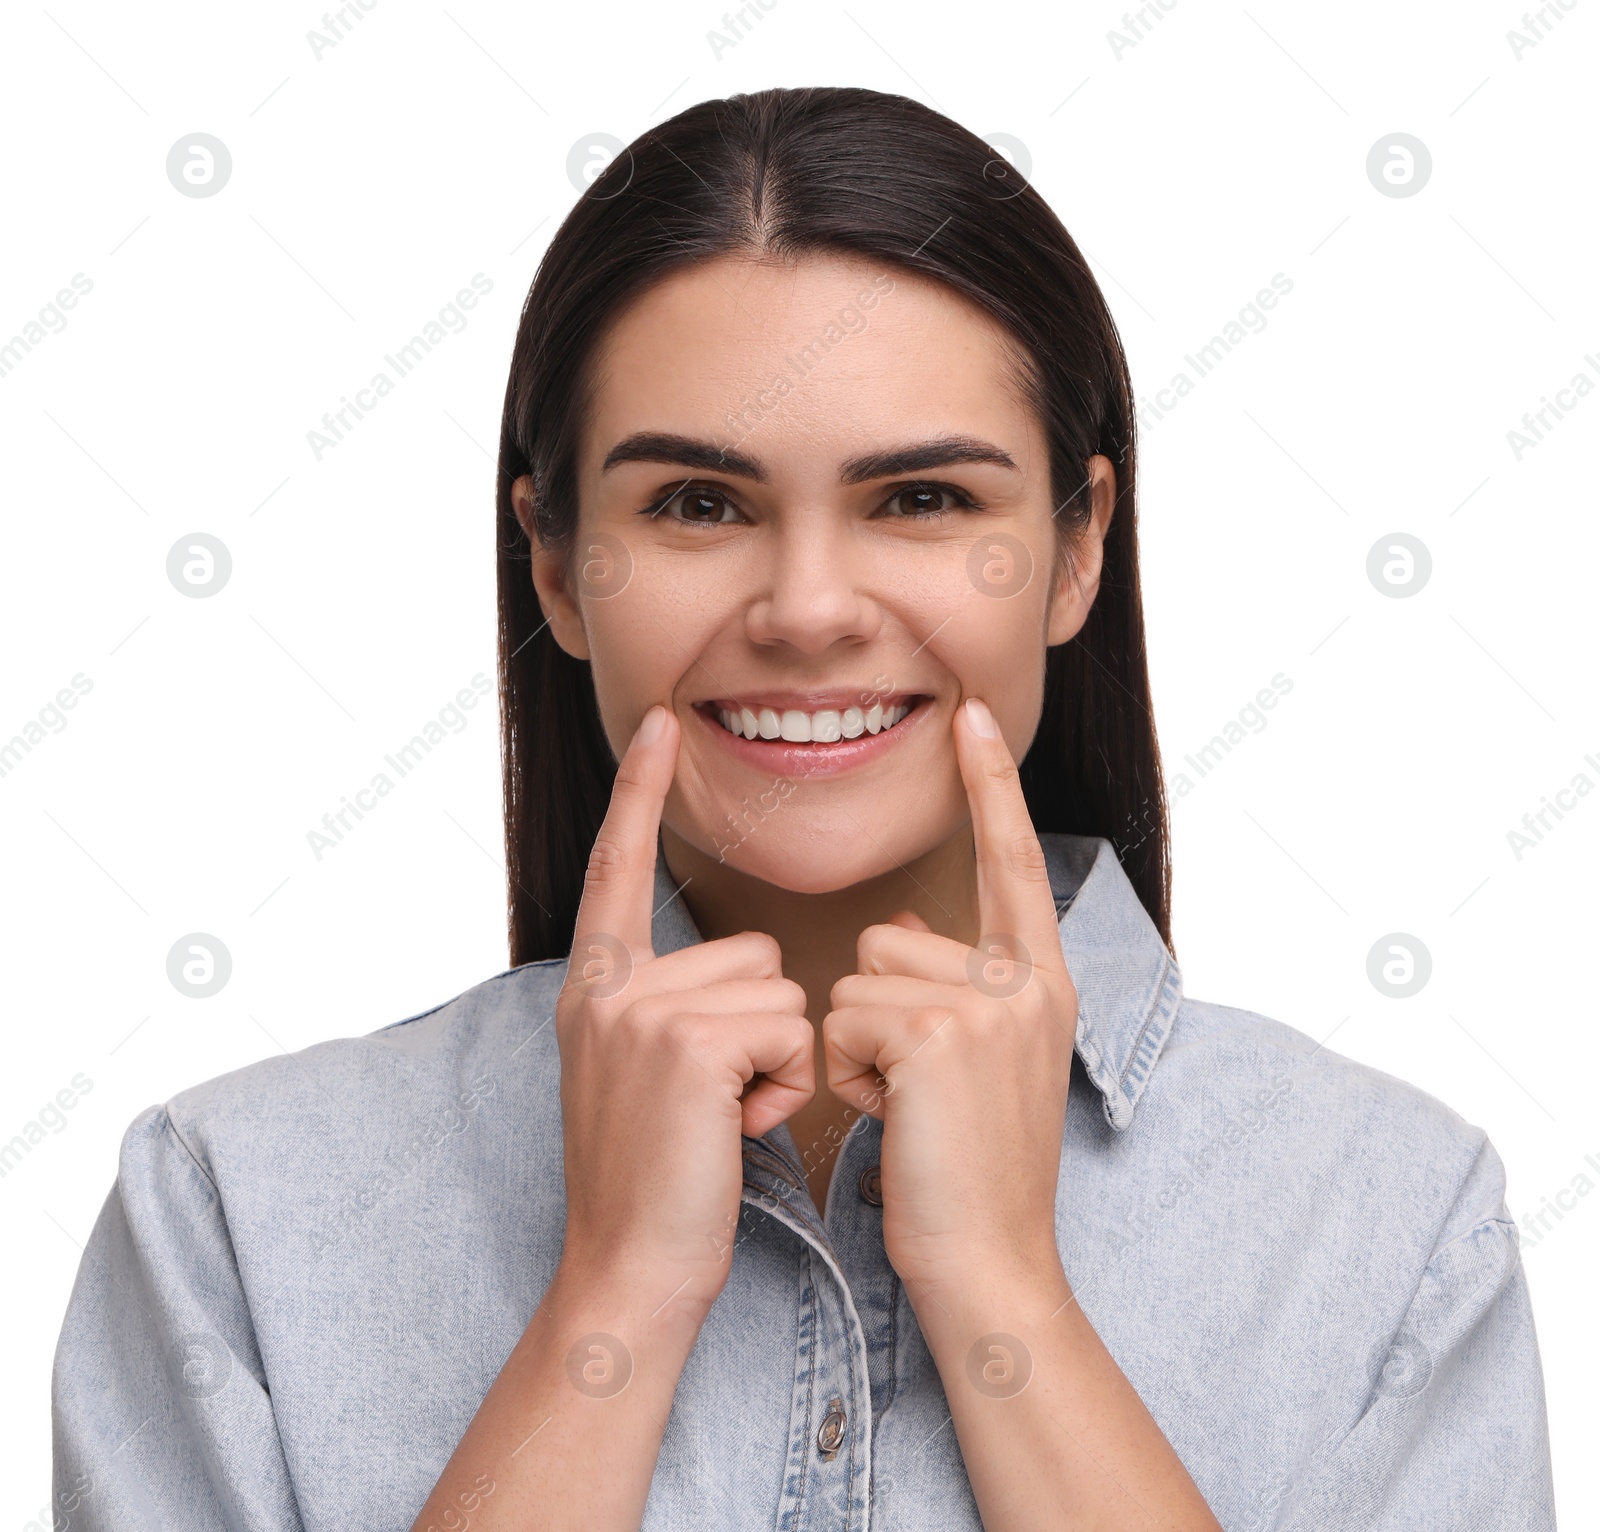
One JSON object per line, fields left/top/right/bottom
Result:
{"left": 823, "top": 696, "right": 1080, "bottom": 1309}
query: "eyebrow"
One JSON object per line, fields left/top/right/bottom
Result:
{"left": 599, "top": 431, "right": 1018, "bottom": 484}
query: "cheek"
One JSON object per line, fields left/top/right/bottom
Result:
{"left": 916, "top": 611, "right": 1049, "bottom": 768}
{"left": 964, "top": 529, "right": 1037, "bottom": 601}
{"left": 890, "top": 527, "right": 1053, "bottom": 648}
{"left": 580, "top": 578, "right": 725, "bottom": 727}
{"left": 929, "top": 587, "right": 1048, "bottom": 713}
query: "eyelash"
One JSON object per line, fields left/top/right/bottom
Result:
{"left": 636, "top": 479, "right": 986, "bottom": 526}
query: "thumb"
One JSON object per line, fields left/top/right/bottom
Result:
{"left": 887, "top": 908, "right": 932, "bottom": 933}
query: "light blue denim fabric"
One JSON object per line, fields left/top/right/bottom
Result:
{"left": 52, "top": 832, "right": 1556, "bottom": 1530}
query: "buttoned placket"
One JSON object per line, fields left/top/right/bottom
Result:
{"left": 739, "top": 1123, "right": 879, "bottom": 1529}
{"left": 823, "top": 1114, "right": 903, "bottom": 1440}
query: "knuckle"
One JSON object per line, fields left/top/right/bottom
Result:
{"left": 1002, "top": 831, "right": 1049, "bottom": 883}
{"left": 736, "top": 930, "right": 783, "bottom": 974}
{"left": 855, "top": 925, "right": 891, "bottom": 974}
{"left": 570, "top": 929, "right": 633, "bottom": 977}
{"left": 665, "top": 1012, "right": 714, "bottom": 1055}
{"left": 984, "top": 752, "right": 1020, "bottom": 790}
{"left": 611, "top": 753, "right": 653, "bottom": 795}
{"left": 620, "top": 991, "right": 664, "bottom": 1029}
{"left": 584, "top": 832, "right": 632, "bottom": 892}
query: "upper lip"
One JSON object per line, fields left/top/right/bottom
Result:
{"left": 694, "top": 689, "right": 929, "bottom": 713}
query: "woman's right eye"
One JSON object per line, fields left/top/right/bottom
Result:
{"left": 646, "top": 486, "right": 744, "bottom": 524}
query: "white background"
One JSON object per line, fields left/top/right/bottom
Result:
{"left": 1, "top": 0, "right": 1595, "bottom": 1522}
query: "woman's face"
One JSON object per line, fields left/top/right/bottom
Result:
{"left": 520, "top": 252, "right": 1114, "bottom": 894}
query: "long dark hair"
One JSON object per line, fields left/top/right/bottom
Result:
{"left": 496, "top": 86, "right": 1171, "bottom": 965}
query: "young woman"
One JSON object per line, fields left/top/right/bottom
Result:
{"left": 53, "top": 88, "right": 1555, "bottom": 1531}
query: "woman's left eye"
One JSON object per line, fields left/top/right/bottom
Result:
{"left": 880, "top": 483, "right": 978, "bottom": 519}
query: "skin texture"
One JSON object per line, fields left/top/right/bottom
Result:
{"left": 409, "top": 253, "right": 1221, "bottom": 1531}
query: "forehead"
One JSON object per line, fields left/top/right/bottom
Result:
{"left": 582, "top": 253, "right": 1040, "bottom": 473}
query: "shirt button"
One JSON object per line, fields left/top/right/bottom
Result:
{"left": 817, "top": 1397, "right": 847, "bottom": 1459}
{"left": 858, "top": 1165, "right": 883, "bottom": 1206}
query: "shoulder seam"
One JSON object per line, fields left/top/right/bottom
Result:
{"left": 156, "top": 1105, "right": 220, "bottom": 1197}
{"left": 1429, "top": 1212, "right": 1515, "bottom": 1264}
{"left": 1425, "top": 1128, "right": 1500, "bottom": 1253}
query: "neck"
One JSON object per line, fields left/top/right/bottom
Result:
{"left": 658, "top": 824, "right": 981, "bottom": 1022}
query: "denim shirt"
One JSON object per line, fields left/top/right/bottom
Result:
{"left": 52, "top": 832, "right": 1556, "bottom": 1530}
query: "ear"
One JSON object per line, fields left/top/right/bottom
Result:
{"left": 1045, "top": 454, "right": 1116, "bottom": 647}
{"left": 514, "top": 474, "right": 592, "bottom": 662}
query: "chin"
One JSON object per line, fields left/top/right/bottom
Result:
{"left": 692, "top": 814, "right": 952, "bottom": 895}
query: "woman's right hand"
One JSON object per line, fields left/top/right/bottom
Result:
{"left": 554, "top": 703, "right": 815, "bottom": 1320}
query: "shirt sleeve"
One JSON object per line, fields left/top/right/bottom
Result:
{"left": 51, "top": 1105, "right": 306, "bottom": 1532}
{"left": 1280, "top": 1142, "right": 1557, "bottom": 1531}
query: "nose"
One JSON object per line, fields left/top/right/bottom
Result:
{"left": 744, "top": 520, "right": 883, "bottom": 655}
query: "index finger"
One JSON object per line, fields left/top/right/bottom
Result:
{"left": 952, "top": 696, "right": 1064, "bottom": 971}
{"left": 570, "top": 703, "right": 679, "bottom": 968}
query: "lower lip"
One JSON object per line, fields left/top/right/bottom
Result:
{"left": 693, "top": 699, "right": 931, "bottom": 780}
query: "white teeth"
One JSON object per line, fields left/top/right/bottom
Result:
{"left": 713, "top": 699, "right": 916, "bottom": 740}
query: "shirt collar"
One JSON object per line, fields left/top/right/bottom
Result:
{"left": 649, "top": 830, "right": 1182, "bottom": 1133}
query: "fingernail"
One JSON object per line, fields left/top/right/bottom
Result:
{"left": 637, "top": 705, "right": 667, "bottom": 745}
{"left": 964, "top": 698, "right": 998, "bottom": 739}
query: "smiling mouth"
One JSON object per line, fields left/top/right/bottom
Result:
{"left": 698, "top": 696, "right": 929, "bottom": 743}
